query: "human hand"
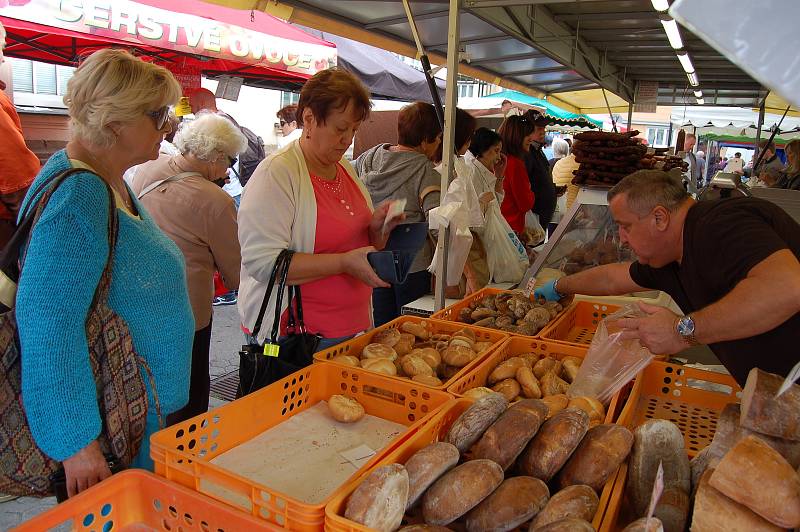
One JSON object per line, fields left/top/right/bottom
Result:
{"left": 494, "top": 153, "right": 508, "bottom": 178}
{"left": 614, "top": 302, "right": 689, "bottom": 355}
{"left": 341, "top": 246, "right": 390, "bottom": 288}
{"left": 62, "top": 440, "right": 112, "bottom": 498}
{"left": 533, "top": 279, "right": 561, "bottom": 301}
{"left": 369, "top": 201, "right": 406, "bottom": 249}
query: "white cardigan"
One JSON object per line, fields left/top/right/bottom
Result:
{"left": 237, "top": 140, "right": 373, "bottom": 342}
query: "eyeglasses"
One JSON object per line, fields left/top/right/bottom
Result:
{"left": 146, "top": 106, "right": 170, "bottom": 130}
{"left": 279, "top": 120, "right": 287, "bottom": 127}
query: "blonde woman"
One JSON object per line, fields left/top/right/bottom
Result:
{"left": 16, "top": 49, "right": 193, "bottom": 496}
{"left": 132, "top": 112, "right": 247, "bottom": 424}
{"left": 777, "top": 139, "right": 800, "bottom": 190}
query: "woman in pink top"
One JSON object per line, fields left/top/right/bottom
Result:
{"left": 238, "top": 69, "right": 401, "bottom": 352}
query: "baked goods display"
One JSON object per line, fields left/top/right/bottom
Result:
{"left": 343, "top": 393, "right": 633, "bottom": 531}
{"left": 454, "top": 290, "right": 565, "bottom": 336}
{"left": 328, "top": 320, "right": 498, "bottom": 387}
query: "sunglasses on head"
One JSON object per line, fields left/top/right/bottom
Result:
{"left": 146, "top": 106, "right": 170, "bottom": 130}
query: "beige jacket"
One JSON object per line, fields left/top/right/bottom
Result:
{"left": 237, "top": 140, "right": 373, "bottom": 343}
{"left": 131, "top": 155, "right": 240, "bottom": 330}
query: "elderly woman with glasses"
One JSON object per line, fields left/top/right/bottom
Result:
{"left": 15, "top": 49, "right": 194, "bottom": 496}
{"left": 131, "top": 113, "right": 247, "bottom": 424}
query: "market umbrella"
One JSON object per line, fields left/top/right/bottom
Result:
{"left": 481, "top": 90, "right": 602, "bottom": 128}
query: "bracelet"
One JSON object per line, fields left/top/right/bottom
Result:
{"left": 553, "top": 278, "right": 564, "bottom": 298}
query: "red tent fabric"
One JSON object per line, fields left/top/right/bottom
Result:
{"left": 0, "top": 0, "right": 336, "bottom": 89}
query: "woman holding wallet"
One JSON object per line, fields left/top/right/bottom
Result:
{"left": 237, "top": 68, "right": 399, "bottom": 351}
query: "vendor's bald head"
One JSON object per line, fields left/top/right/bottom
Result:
{"left": 187, "top": 88, "right": 218, "bottom": 113}
{"left": 607, "top": 170, "right": 692, "bottom": 267}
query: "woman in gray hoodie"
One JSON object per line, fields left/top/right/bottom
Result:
{"left": 355, "top": 102, "right": 442, "bottom": 326}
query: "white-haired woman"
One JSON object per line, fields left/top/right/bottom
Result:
{"left": 15, "top": 49, "right": 194, "bottom": 497}
{"left": 131, "top": 113, "right": 246, "bottom": 424}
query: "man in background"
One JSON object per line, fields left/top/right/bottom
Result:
{"left": 725, "top": 152, "right": 744, "bottom": 175}
{"left": 523, "top": 110, "right": 557, "bottom": 236}
{"left": 0, "top": 21, "right": 40, "bottom": 247}
{"left": 682, "top": 133, "right": 700, "bottom": 193}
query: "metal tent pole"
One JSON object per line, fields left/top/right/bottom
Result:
{"left": 626, "top": 102, "right": 633, "bottom": 131}
{"left": 753, "top": 96, "right": 766, "bottom": 173}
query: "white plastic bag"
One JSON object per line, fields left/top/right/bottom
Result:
{"left": 427, "top": 201, "right": 474, "bottom": 286}
{"left": 568, "top": 304, "right": 657, "bottom": 405}
{"left": 483, "top": 200, "right": 529, "bottom": 283}
{"left": 524, "top": 211, "right": 546, "bottom": 246}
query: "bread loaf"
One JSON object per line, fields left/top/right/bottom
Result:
{"left": 517, "top": 366, "right": 542, "bottom": 399}
{"left": 327, "top": 395, "right": 365, "bottom": 423}
{"left": 652, "top": 487, "right": 689, "bottom": 532}
{"left": 690, "top": 446, "right": 717, "bottom": 499}
{"left": 627, "top": 420, "right": 690, "bottom": 519}
{"left": 557, "top": 424, "right": 633, "bottom": 492}
{"left": 691, "top": 469, "right": 784, "bottom": 532}
{"left": 471, "top": 399, "right": 548, "bottom": 469}
{"left": 466, "top": 476, "right": 549, "bottom": 532}
{"left": 445, "top": 392, "right": 508, "bottom": 453}
{"left": 518, "top": 407, "right": 589, "bottom": 481}
{"left": 344, "top": 464, "right": 409, "bottom": 532}
{"left": 709, "top": 435, "right": 800, "bottom": 528}
{"left": 489, "top": 357, "right": 526, "bottom": 384}
{"left": 621, "top": 517, "right": 663, "bottom": 532}
{"left": 422, "top": 459, "right": 504, "bottom": 525}
{"left": 541, "top": 394, "right": 569, "bottom": 418}
{"left": 404, "top": 442, "right": 460, "bottom": 509}
{"left": 740, "top": 368, "right": 800, "bottom": 441}
{"left": 710, "top": 403, "right": 800, "bottom": 468}
{"left": 529, "top": 485, "right": 598, "bottom": 529}
{"left": 530, "top": 517, "right": 595, "bottom": 532}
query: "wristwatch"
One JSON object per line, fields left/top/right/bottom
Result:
{"left": 676, "top": 315, "right": 700, "bottom": 346}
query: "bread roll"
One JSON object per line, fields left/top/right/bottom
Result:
{"left": 345, "top": 464, "right": 409, "bottom": 532}
{"left": 557, "top": 424, "right": 633, "bottom": 492}
{"left": 361, "top": 357, "right": 398, "bottom": 376}
{"left": 445, "top": 392, "right": 508, "bottom": 453}
{"left": 413, "top": 374, "right": 443, "bottom": 387}
{"left": 534, "top": 357, "right": 562, "bottom": 379}
{"left": 529, "top": 484, "right": 599, "bottom": 529}
{"left": 450, "top": 335, "right": 476, "bottom": 350}
{"left": 412, "top": 347, "right": 442, "bottom": 371}
{"left": 520, "top": 352, "right": 541, "bottom": 368}
{"left": 531, "top": 517, "right": 595, "bottom": 532}
{"left": 401, "top": 321, "right": 430, "bottom": 340}
{"left": 541, "top": 371, "right": 569, "bottom": 396}
{"left": 471, "top": 399, "right": 548, "bottom": 470}
{"left": 395, "top": 333, "right": 416, "bottom": 356}
{"left": 489, "top": 357, "right": 526, "bottom": 384}
{"left": 517, "top": 366, "right": 542, "bottom": 399}
{"left": 373, "top": 328, "right": 401, "bottom": 347}
{"left": 519, "top": 407, "right": 589, "bottom": 481}
{"left": 692, "top": 469, "right": 784, "bottom": 532}
{"left": 567, "top": 396, "right": 605, "bottom": 427}
{"left": 422, "top": 459, "right": 504, "bottom": 525}
{"left": 709, "top": 435, "right": 800, "bottom": 528}
{"left": 466, "top": 476, "right": 549, "bottom": 532}
{"left": 492, "top": 378, "right": 521, "bottom": 402}
{"left": 404, "top": 442, "right": 460, "bottom": 509}
{"left": 622, "top": 517, "right": 664, "bottom": 532}
{"left": 362, "top": 343, "right": 398, "bottom": 361}
{"left": 442, "top": 345, "right": 475, "bottom": 368}
{"left": 561, "top": 358, "right": 581, "bottom": 383}
{"left": 463, "top": 386, "right": 495, "bottom": 400}
{"left": 328, "top": 395, "right": 365, "bottom": 423}
{"left": 332, "top": 354, "right": 360, "bottom": 367}
{"left": 542, "top": 394, "right": 569, "bottom": 418}
{"left": 401, "top": 354, "right": 435, "bottom": 377}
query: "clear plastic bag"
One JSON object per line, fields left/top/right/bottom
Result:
{"left": 568, "top": 304, "right": 656, "bottom": 405}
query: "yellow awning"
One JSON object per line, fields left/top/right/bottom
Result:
{"left": 548, "top": 89, "right": 630, "bottom": 116}
{"left": 759, "top": 93, "right": 800, "bottom": 117}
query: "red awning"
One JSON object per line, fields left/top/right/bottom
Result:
{"left": 0, "top": 0, "right": 336, "bottom": 89}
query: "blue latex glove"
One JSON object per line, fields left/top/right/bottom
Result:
{"left": 534, "top": 279, "right": 561, "bottom": 301}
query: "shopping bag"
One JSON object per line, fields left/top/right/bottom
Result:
{"left": 524, "top": 211, "right": 546, "bottom": 247}
{"left": 483, "top": 200, "right": 529, "bottom": 284}
{"left": 427, "top": 200, "right": 474, "bottom": 286}
{"left": 568, "top": 304, "right": 657, "bottom": 405}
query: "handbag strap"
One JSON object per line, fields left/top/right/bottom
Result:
{"left": 270, "top": 250, "right": 294, "bottom": 343}
{"left": 249, "top": 249, "right": 290, "bottom": 341}
{"left": 136, "top": 171, "right": 203, "bottom": 200}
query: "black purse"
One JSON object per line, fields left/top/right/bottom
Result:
{"left": 236, "top": 250, "right": 321, "bottom": 397}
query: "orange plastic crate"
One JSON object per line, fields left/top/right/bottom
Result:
{"left": 447, "top": 336, "right": 630, "bottom": 424}
{"left": 12, "top": 469, "right": 277, "bottom": 532}
{"left": 325, "top": 398, "right": 619, "bottom": 531}
{"left": 314, "top": 316, "right": 508, "bottom": 391}
{"left": 599, "top": 361, "right": 741, "bottom": 532}
{"left": 538, "top": 301, "right": 621, "bottom": 347}
{"left": 429, "top": 286, "right": 508, "bottom": 322}
{"left": 151, "top": 363, "right": 453, "bottom": 531}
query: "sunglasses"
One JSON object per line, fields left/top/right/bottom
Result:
{"left": 279, "top": 119, "right": 287, "bottom": 127}
{"left": 146, "top": 106, "right": 170, "bottom": 130}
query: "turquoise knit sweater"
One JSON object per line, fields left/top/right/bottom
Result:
{"left": 16, "top": 150, "right": 194, "bottom": 469}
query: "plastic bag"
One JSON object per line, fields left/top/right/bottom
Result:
{"left": 483, "top": 200, "right": 529, "bottom": 283}
{"left": 568, "top": 304, "right": 656, "bottom": 405}
{"left": 524, "top": 211, "right": 546, "bottom": 246}
{"left": 427, "top": 201, "right": 474, "bottom": 286}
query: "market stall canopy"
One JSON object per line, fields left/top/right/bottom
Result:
{"left": 670, "top": 106, "right": 800, "bottom": 134}
{"left": 0, "top": 0, "right": 337, "bottom": 91}
{"left": 481, "top": 89, "right": 602, "bottom": 128}
{"left": 297, "top": 27, "right": 446, "bottom": 102}
{"left": 197, "top": 0, "right": 769, "bottom": 114}
{"left": 700, "top": 132, "right": 800, "bottom": 146}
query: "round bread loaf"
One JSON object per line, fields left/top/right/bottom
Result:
{"left": 529, "top": 484, "right": 599, "bottom": 529}
{"left": 466, "top": 476, "right": 549, "bottom": 532}
{"left": 471, "top": 399, "right": 548, "bottom": 470}
{"left": 332, "top": 355, "right": 360, "bottom": 367}
{"left": 398, "top": 525, "right": 453, "bottom": 532}
{"left": 345, "top": 464, "right": 409, "bottom": 532}
{"left": 530, "top": 517, "right": 596, "bottom": 532}
{"left": 362, "top": 343, "right": 398, "bottom": 361}
{"left": 401, "top": 354, "right": 435, "bottom": 377}
{"left": 442, "top": 345, "right": 475, "bottom": 367}
{"left": 404, "top": 442, "right": 460, "bottom": 509}
{"left": 422, "top": 459, "right": 504, "bottom": 525}
{"left": 373, "top": 328, "right": 401, "bottom": 347}
{"left": 557, "top": 424, "right": 634, "bottom": 492}
{"left": 445, "top": 392, "right": 508, "bottom": 453}
{"left": 328, "top": 395, "right": 365, "bottom": 423}
{"left": 401, "top": 321, "right": 430, "bottom": 340}
{"left": 361, "top": 357, "right": 398, "bottom": 376}
{"left": 622, "top": 517, "right": 664, "bottom": 532}
{"left": 518, "top": 407, "right": 590, "bottom": 481}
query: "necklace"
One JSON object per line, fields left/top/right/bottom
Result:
{"left": 311, "top": 171, "right": 356, "bottom": 216}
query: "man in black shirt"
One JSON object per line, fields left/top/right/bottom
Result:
{"left": 535, "top": 170, "right": 800, "bottom": 386}
{"left": 523, "top": 110, "right": 557, "bottom": 228}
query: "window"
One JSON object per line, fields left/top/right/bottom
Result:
{"left": 280, "top": 91, "right": 299, "bottom": 108}
{"left": 458, "top": 83, "right": 475, "bottom": 98}
{"left": 8, "top": 57, "right": 75, "bottom": 96}
{"left": 646, "top": 127, "right": 669, "bottom": 147}
{"left": 10, "top": 58, "right": 33, "bottom": 93}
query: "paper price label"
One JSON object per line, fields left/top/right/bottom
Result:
{"left": 646, "top": 461, "right": 664, "bottom": 520}
{"left": 776, "top": 360, "right": 800, "bottom": 398}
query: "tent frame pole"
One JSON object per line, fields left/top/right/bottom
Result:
{"left": 753, "top": 96, "right": 766, "bottom": 172}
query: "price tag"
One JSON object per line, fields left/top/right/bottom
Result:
{"left": 776, "top": 360, "right": 800, "bottom": 398}
{"left": 263, "top": 343, "right": 280, "bottom": 357}
{"left": 646, "top": 461, "right": 664, "bottom": 520}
